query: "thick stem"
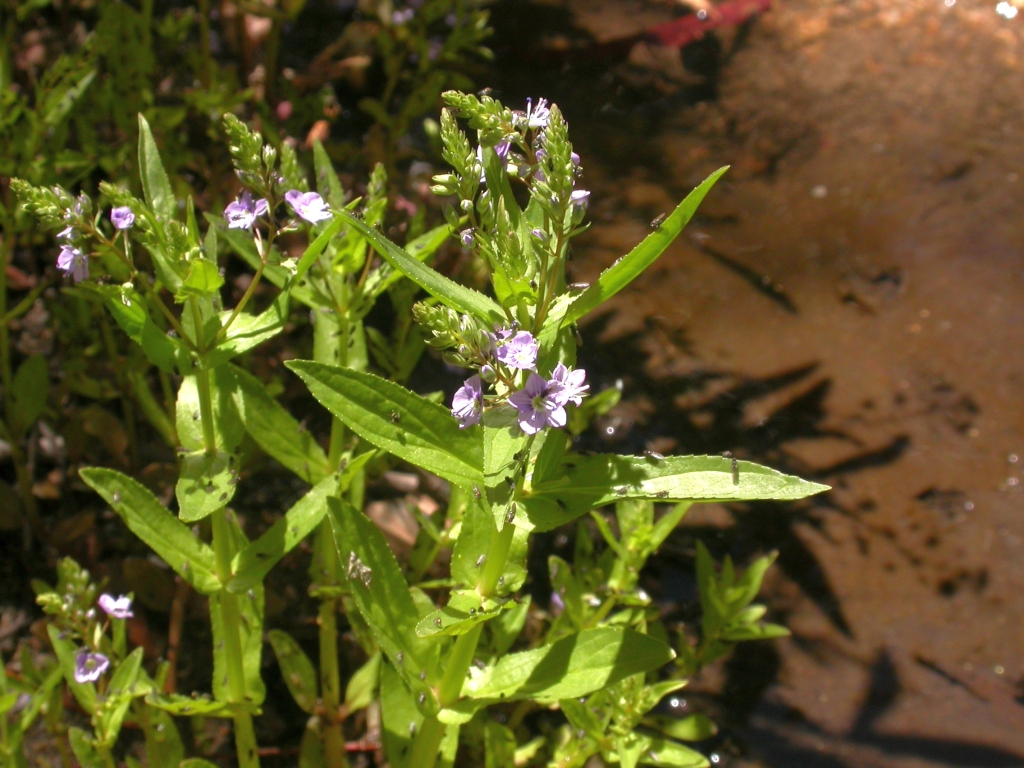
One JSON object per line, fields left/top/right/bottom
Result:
{"left": 317, "top": 518, "right": 348, "bottom": 768}
{"left": 408, "top": 716, "right": 446, "bottom": 768}
{"left": 438, "top": 624, "right": 482, "bottom": 707}
{"left": 212, "top": 509, "right": 261, "bottom": 768}
{"left": 478, "top": 519, "right": 515, "bottom": 598}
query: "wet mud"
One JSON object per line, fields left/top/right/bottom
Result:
{"left": 489, "top": 0, "right": 1024, "bottom": 765}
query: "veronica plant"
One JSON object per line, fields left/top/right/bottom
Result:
{"left": 283, "top": 91, "right": 829, "bottom": 767}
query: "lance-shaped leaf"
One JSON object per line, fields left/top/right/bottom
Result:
{"left": 230, "top": 363, "right": 330, "bottom": 484}
{"left": 228, "top": 474, "right": 336, "bottom": 593}
{"left": 638, "top": 737, "right": 709, "bottom": 767}
{"left": 138, "top": 114, "right": 176, "bottom": 220}
{"left": 345, "top": 651, "right": 381, "bottom": 713}
{"left": 176, "top": 368, "right": 244, "bottom": 454}
{"left": 146, "top": 693, "right": 253, "bottom": 717}
{"left": 95, "top": 286, "right": 185, "bottom": 373}
{"left": 363, "top": 222, "right": 452, "bottom": 300}
{"left": 415, "top": 591, "right": 510, "bottom": 638}
{"left": 482, "top": 406, "right": 527, "bottom": 530}
{"left": 207, "top": 292, "right": 290, "bottom": 366}
{"left": 380, "top": 661, "right": 422, "bottom": 768}
{"left": 559, "top": 168, "right": 728, "bottom": 329}
{"left": 462, "top": 628, "right": 674, "bottom": 703}
{"left": 288, "top": 361, "right": 484, "bottom": 487}
{"left": 326, "top": 497, "right": 440, "bottom": 707}
{"left": 69, "top": 727, "right": 104, "bottom": 768}
{"left": 293, "top": 216, "right": 346, "bottom": 282}
{"left": 336, "top": 209, "right": 504, "bottom": 322}
{"left": 80, "top": 468, "right": 220, "bottom": 593}
{"left": 268, "top": 630, "right": 318, "bottom": 714}
{"left": 96, "top": 648, "right": 144, "bottom": 746}
{"left": 522, "top": 454, "right": 829, "bottom": 531}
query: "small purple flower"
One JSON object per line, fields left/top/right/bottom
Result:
{"left": 530, "top": 228, "right": 547, "bottom": 242}
{"left": 570, "top": 189, "right": 590, "bottom": 211}
{"left": 98, "top": 594, "right": 133, "bottom": 619}
{"left": 550, "top": 590, "right": 565, "bottom": 616}
{"left": 111, "top": 206, "right": 135, "bottom": 230}
{"left": 57, "top": 225, "right": 76, "bottom": 241}
{"left": 57, "top": 245, "right": 89, "bottom": 283}
{"left": 392, "top": 7, "right": 414, "bottom": 24}
{"left": 509, "top": 373, "right": 567, "bottom": 434}
{"left": 495, "top": 331, "right": 539, "bottom": 370}
{"left": 285, "top": 190, "right": 332, "bottom": 224}
{"left": 452, "top": 375, "right": 484, "bottom": 428}
{"left": 74, "top": 651, "right": 110, "bottom": 684}
{"left": 570, "top": 152, "right": 580, "bottom": 167}
{"left": 224, "top": 192, "right": 269, "bottom": 230}
{"left": 460, "top": 228, "right": 475, "bottom": 247}
{"left": 549, "top": 363, "right": 589, "bottom": 405}
{"left": 524, "top": 98, "right": 551, "bottom": 129}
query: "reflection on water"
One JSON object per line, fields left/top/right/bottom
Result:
{"left": 492, "top": 0, "right": 1024, "bottom": 765}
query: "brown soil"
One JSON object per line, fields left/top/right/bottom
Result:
{"left": 496, "top": 0, "right": 1024, "bottom": 765}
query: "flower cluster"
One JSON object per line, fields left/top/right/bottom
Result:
{"left": 54, "top": 203, "right": 136, "bottom": 283}
{"left": 70, "top": 593, "right": 133, "bottom": 684}
{"left": 449, "top": 327, "right": 588, "bottom": 434}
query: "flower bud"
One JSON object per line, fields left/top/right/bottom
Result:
{"left": 443, "top": 205, "right": 460, "bottom": 229}
{"left": 479, "top": 364, "right": 496, "bottom": 383}
{"left": 460, "top": 228, "right": 475, "bottom": 247}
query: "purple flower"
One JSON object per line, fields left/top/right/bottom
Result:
{"left": 570, "top": 152, "right": 580, "bottom": 167}
{"left": 98, "top": 594, "right": 133, "bottom": 619}
{"left": 110, "top": 206, "right": 135, "bottom": 230}
{"left": 495, "top": 331, "right": 538, "bottom": 370}
{"left": 477, "top": 141, "right": 511, "bottom": 182}
{"left": 74, "top": 651, "right": 110, "bottom": 684}
{"left": 460, "top": 228, "right": 475, "bottom": 247}
{"left": 57, "top": 245, "right": 89, "bottom": 283}
{"left": 224, "top": 192, "right": 269, "bottom": 230}
{"left": 530, "top": 228, "right": 547, "bottom": 242}
{"left": 570, "top": 189, "right": 590, "bottom": 211}
{"left": 524, "top": 98, "right": 551, "bottom": 129}
{"left": 285, "top": 190, "right": 332, "bottom": 224}
{"left": 392, "top": 7, "right": 414, "bottom": 24}
{"left": 549, "top": 363, "right": 589, "bottom": 406}
{"left": 452, "top": 375, "right": 484, "bottom": 428}
{"left": 57, "top": 225, "right": 76, "bottom": 241}
{"left": 510, "top": 373, "right": 567, "bottom": 434}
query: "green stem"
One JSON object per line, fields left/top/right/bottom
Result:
{"left": 212, "top": 509, "right": 261, "bottom": 768}
{"left": 478, "top": 518, "right": 515, "bottom": 598}
{"left": 408, "top": 716, "right": 446, "bottom": 768}
{"left": 317, "top": 539, "right": 348, "bottom": 768}
{"left": 438, "top": 624, "right": 482, "bottom": 707}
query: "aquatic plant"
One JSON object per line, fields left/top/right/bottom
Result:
{"left": 8, "top": 92, "right": 827, "bottom": 768}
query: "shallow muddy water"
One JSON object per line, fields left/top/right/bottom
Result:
{"left": 489, "top": 0, "right": 1024, "bottom": 765}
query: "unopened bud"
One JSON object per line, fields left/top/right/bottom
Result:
{"left": 460, "top": 228, "right": 475, "bottom": 247}
{"left": 480, "top": 364, "right": 496, "bottom": 383}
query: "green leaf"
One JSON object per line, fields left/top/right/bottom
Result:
{"left": 268, "top": 629, "right": 318, "bottom": 714}
{"left": 97, "top": 286, "right": 185, "bottom": 373}
{"left": 449, "top": 495, "right": 529, "bottom": 597}
{"left": 68, "top": 727, "right": 104, "bottom": 768}
{"left": 298, "top": 721, "right": 324, "bottom": 768}
{"left": 379, "top": 661, "right": 422, "bottom": 768}
{"left": 175, "top": 450, "right": 236, "bottom": 523}
{"left": 482, "top": 406, "right": 527, "bottom": 531}
{"left": 415, "top": 590, "right": 507, "bottom": 638}
{"left": 146, "top": 693, "right": 249, "bottom": 717}
{"left": 488, "top": 595, "right": 531, "bottom": 659}
{"left": 288, "top": 361, "right": 484, "bottom": 487}
{"left": 640, "top": 737, "right": 709, "bottom": 767}
{"left": 175, "top": 368, "right": 245, "bottom": 454}
{"left": 549, "top": 556, "right": 584, "bottom": 627}
{"left": 179, "top": 760, "right": 222, "bottom": 768}
{"left": 462, "top": 628, "right": 674, "bottom": 703}
{"left": 47, "top": 625, "right": 97, "bottom": 714}
{"left": 652, "top": 713, "right": 718, "bottom": 742}
{"left": 10, "top": 355, "right": 48, "bottom": 434}
{"left": 96, "top": 648, "right": 144, "bottom": 745}
{"left": 175, "top": 259, "right": 224, "bottom": 302}
{"left": 230, "top": 363, "right": 330, "bottom": 484}
{"left": 312, "top": 139, "right": 345, "bottom": 208}
{"left": 80, "top": 468, "right": 220, "bottom": 593}
{"left": 228, "top": 474, "right": 335, "bottom": 593}
{"left": 145, "top": 707, "right": 184, "bottom": 768}
{"left": 560, "top": 168, "right": 727, "bottom": 328}
{"left": 138, "top": 114, "right": 176, "bottom": 220}
{"left": 293, "top": 216, "right": 346, "bottom": 282}
{"left": 207, "top": 292, "right": 290, "bottom": 366}
{"left": 362, "top": 223, "right": 453, "bottom": 300}
{"left": 326, "top": 497, "right": 439, "bottom": 706}
{"left": 344, "top": 651, "right": 381, "bottom": 713}
{"left": 336, "top": 209, "right": 504, "bottom": 322}
{"left": 484, "top": 720, "right": 517, "bottom": 768}
{"left": 524, "top": 454, "right": 830, "bottom": 531}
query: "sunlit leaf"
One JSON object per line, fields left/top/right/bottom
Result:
{"left": 268, "top": 630, "right": 318, "bottom": 714}
{"left": 138, "top": 114, "right": 175, "bottom": 220}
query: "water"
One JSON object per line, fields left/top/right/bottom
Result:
{"left": 491, "top": 0, "right": 1024, "bottom": 765}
